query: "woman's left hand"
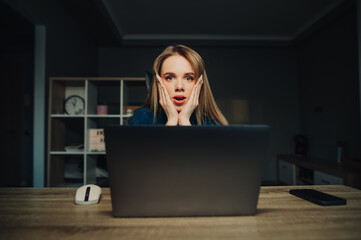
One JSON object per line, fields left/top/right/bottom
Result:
{"left": 178, "top": 75, "right": 203, "bottom": 125}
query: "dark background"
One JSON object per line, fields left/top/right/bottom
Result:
{"left": 0, "top": 0, "right": 360, "bottom": 187}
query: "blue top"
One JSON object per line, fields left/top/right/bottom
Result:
{"left": 130, "top": 107, "right": 218, "bottom": 126}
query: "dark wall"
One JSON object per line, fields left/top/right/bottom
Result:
{"left": 2, "top": 0, "right": 99, "bottom": 186}
{"left": 5, "top": 0, "right": 359, "bottom": 184}
{"left": 298, "top": 6, "right": 360, "bottom": 161}
{"left": 98, "top": 46, "right": 300, "bottom": 181}
{"left": 7, "top": 0, "right": 99, "bottom": 77}
{"left": 0, "top": 1, "right": 34, "bottom": 186}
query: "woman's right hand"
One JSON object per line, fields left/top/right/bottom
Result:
{"left": 156, "top": 75, "right": 179, "bottom": 125}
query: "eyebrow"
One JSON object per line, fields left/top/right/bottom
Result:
{"left": 163, "top": 72, "right": 174, "bottom": 76}
{"left": 163, "top": 72, "right": 195, "bottom": 76}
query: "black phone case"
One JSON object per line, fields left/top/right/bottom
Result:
{"left": 290, "top": 189, "right": 347, "bottom": 206}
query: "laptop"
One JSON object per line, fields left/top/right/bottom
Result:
{"left": 105, "top": 125, "right": 269, "bottom": 217}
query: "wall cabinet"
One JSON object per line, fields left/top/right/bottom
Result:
{"left": 314, "top": 171, "right": 343, "bottom": 185}
{"left": 47, "top": 77, "right": 146, "bottom": 187}
{"left": 278, "top": 160, "right": 296, "bottom": 185}
{"left": 277, "top": 154, "right": 361, "bottom": 189}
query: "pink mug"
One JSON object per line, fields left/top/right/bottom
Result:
{"left": 97, "top": 105, "right": 108, "bottom": 115}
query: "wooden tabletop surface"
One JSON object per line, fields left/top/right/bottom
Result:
{"left": 0, "top": 185, "right": 360, "bottom": 240}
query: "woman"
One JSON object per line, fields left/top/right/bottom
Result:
{"left": 131, "top": 45, "right": 228, "bottom": 126}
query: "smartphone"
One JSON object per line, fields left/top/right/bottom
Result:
{"left": 290, "top": 189, "right": 347, "bottom": 206}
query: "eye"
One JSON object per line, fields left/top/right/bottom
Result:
{"left": 185, "top": 76, "right": 194, "bottom": 81}
{"left": 165, "top": 76, "right": 174, "bottom": 81}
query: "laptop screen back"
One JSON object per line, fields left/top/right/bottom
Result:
{"left": 105, "top": 125, "right": 269, "bottom": 217}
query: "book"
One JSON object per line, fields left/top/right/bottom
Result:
{"left": 87, "top": 129, "right": 105, "bottom": 152}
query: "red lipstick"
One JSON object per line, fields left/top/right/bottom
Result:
{"left": 173, "top": 95, "right": 186, "bottom": 105}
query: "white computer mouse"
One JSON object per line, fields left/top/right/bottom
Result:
{"left": 75, "top": 184, "right": 101, "bottom": 205}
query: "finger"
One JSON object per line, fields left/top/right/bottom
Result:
{"left": 197, "top": 74, "right": 203, "bottom": 84}
{"left": 156, "top": 75, "right": 166, "bottom": 94}
{"left": 194, "top": 84, "right": 201, "bottom": 105}
{"left": 195, "top": 87, "right": 201, "bottom": 105}
{"left": 158, "top": 79, "right": 173, "bottom": 103}
{"left": 192, "top": 75, "right": 203, "bottom": 93}
{"left": 188, "top": 82, "right": 199, "bottom": 104}
{"left": 157, "top": 79, "right": 172, "bottom": 107}
{"left": 156, "top": 74, "right": 162, "bottom": 82}
{"left": 194, "top": 76, "right": 203, "bottom": 94}
{"left": 195, "top": 75, "right": 203, "bottom": 99}
{"left": 197, "top": 75, "right": 203, "bottom": 92}
{"left": 191, "top": 81, "right": 202, "bottom": 106}
{"left": 158, "top": 77, "right": 166, "bottom": 93}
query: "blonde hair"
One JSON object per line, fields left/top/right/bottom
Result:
{"left": 144, "top": 45, "right": 228, "bottom": 125}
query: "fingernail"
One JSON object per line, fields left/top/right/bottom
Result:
{"left": 156, "top": 74, "right": 161, "bottom": 82}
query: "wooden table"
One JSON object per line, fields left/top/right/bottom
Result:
{"left": 0, "top": 185, "right": 360, "bottom": 240}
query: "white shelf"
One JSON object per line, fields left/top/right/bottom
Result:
{"left": 48, "top": 77, "right": 145, "bottom": 187}
{"left": 51, "top": 114, "right": 84, "bottom": 118}
{"left": 50, "top": 151, "right": 85, "bottom": 155}
{"left": 87, "top": 114, "right": 122, "bottom": 118}
{"left": 51, "top": 114, "right": 133, "bottom": 118}
{"left": 86, "top": 152, "right": 106, "bottom": 155}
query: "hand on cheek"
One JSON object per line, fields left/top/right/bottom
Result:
{"left": 178, "top": 75, "right": 203, "bottom": 126}
{"left": 156, "top": 75, "right": 178, "bottom": 125}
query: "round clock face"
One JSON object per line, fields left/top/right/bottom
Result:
{"left": 64, "top": 95, "right": 85, "bottom": 115}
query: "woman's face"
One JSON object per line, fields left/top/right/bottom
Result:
{"left": 160, "top": 55, "right": 197, "bottom": 112}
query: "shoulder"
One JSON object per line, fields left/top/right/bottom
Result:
{"left": 130, "top": 107, "right": 154, "bottom": 125}
{"left": 190, "top": 114, "right": 219, "bottom": 126}
{"left": 202, "top": 117, "right": 220, "bottom": 126}
{"left": 134, "top": 107, "right": 150, "bottom": 115}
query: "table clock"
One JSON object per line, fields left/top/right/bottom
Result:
{"left": 64, "top": 95, "right": 85, "bottom": 115}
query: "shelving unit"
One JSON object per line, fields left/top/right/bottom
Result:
{"left": 277, "top": 154, "right": 361, "bottom": 189}
{"left": 47, "top": 77, "right": 146, "bottom": 187}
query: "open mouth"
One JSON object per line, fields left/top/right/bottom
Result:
{"left": 173, "top": 96, "right": 186, "bottom": 105}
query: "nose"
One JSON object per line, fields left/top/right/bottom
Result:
{"left": 175, "top": 78, "right": 184, "bottom": 92}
